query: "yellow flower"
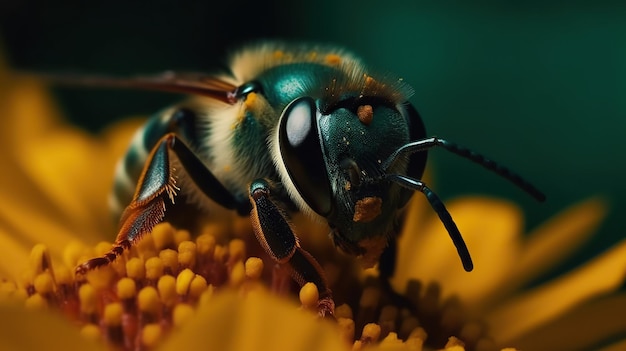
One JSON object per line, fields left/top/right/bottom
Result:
{"left": 1, "top": 51, "right": 625, "bottom": 351}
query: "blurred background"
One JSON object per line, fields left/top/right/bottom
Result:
{"left": 0, "top": 0, "right": 624, "bottom": 285}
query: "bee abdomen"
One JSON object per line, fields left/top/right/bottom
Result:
{"left": 109, "top": 108, "right": 200, "bottom": 217}
{"left": 109, "top": 123, "right": 153, "bottom": 216}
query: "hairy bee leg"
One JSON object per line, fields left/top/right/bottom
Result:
{"left": 76, "top": 133, "right": 244, "bottom": 276}
{"left": 248, "top": 179, "right": 334, "bottom": 318}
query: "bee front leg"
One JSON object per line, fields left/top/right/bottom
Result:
{"left": 76, "top": 133, "right": 243, "bottom": 276}
{"left": 248, "top": 179, "right": 334, "bottom": 318}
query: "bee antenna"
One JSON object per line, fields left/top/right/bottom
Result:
{"left": 386, "top": 173, "right": 473, "bottom": 272}
{"left": 382, "top": 137, "right": 546, "bottom": 202}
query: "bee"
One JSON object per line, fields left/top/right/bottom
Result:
{"left": 63, "top": 42, "right": 544, "bottom": 316}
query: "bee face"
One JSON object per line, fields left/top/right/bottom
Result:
{"left": 277, "top": 93, "right": 416, "bottom": 264}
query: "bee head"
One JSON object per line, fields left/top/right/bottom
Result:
{"left": 276, "top": 93, "right": 427, "bottom": 267}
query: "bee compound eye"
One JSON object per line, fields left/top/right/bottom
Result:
{"left": 279, "top": 97, "right": 333, "bottom": 216}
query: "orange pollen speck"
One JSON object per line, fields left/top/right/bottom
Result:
{"left": 325, "top": 54, "right": 342, "bottom": 65}
{"left": 357, "top": 105, "right": 374, "bottom": 125}
{"left": 353, "top": 196, "right": 382, "bottom": 223}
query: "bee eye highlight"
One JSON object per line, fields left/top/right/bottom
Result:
{"left": 279, "top": 97, "right": 332, "bottom": 216}
{"left": 285, "top": 100, "right": 313, "bottom": 147}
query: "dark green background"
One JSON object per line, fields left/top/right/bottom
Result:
{"left": 1, "top": 0, "right": 624, "bottom": 284}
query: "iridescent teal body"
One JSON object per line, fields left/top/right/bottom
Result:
{"left": 103, "top": 42, "right": 543, "bottom": 277}
{"left": 111, "top": 43, "right": 421, "bottom": 267}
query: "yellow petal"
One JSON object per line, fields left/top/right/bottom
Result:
{"left": 508, "top": 293, "right": 626, "bottom": 351}
{"left": 15, "top": 128, "right": 114, "bottom": 240}
{"left": 0, "top": 302, "right": 105, "bottom": 351}
{"left": 0, "top": 228, "right": 31, "bottom": 280}
{"left": 392, "top": 197, "right": 523, "bottom": 307}
{"left": 0, "top": 76, "right": 63, "bottom": 152}
{"left": 512, "top": 197, "right": 608, "bottom": 290}
{"left": 597, "top": 338, "right": 626, "bottom": 351}
{"left": 157, "top": 289, "right": 346, "bottom": 351}
{"left": 486, "top": 239, "right": 626, "bottom": 343}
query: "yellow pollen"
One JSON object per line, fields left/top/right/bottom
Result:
{"left": 151, "top": 222, "right": 176, "bottom": 250}
{"left": 116, "top": 277, "right": 137, "bottom": 300}
{"left": 172, "top": 303, "right": 194, "bottom": 327}
{"left": 159, "top": 249, "right": 179, "bottom": 274}
{"left": 228, "top": 238, "right": 246, "bottom": 266}
{"left": 141, "top": 323, "right": 163, "bottom": 347}
{"left": 54, "top": 266, "right": 72, "bottom": 286}
{"left": 138, "top": 286, "right": 161, "bottom": 316}
{"left": 361, "top": 323, "right": 382, "bottom": 343}
{"left": 244, "top": 257, "right": 263, "bottom": 279}
{"left": 229, "top": 261, "right": 246, "bottom": 287}
{"left": 213, "top": 245, "right": 228, "bottom": 263}
{"left": 63, "top": 242, "right": 86, "bottom": 268}
{"left": 299, "top": 282, "right": 319, "bottom": 308}
{"left": 178, "top": 241, "right": 197, "bottom": 269}
{"left": 174, "top": 229, "right": 191, "bottom": 245}
{"left": 335, "top": 303, "right": 354, "bottom": 319}
{"left": 85, "top": 265, "right": 116, "bottom": 290}
{"left": 196, "top": 233, "right": 216, "bottom": 258}
{"left": 126, "top": 257, "right": 146, "bottom": 281}
{"left": 379, "top": 332, "right": 403, "bottom": 347}
{"left": 197, "top": 285, "right": 215, "bottom": 309}
{"left": 157, "top": 275, "right": 177, "bottom": 307}
{"left": 406, "top": 328, "right": 427, "bottom": 350}
{"left": 337, "top": 317, "right": 355, "bottom": 344}
{"left": 80, "top": 324, "right": 101, "bottom": 341}
{"left": 33, "top": 272, "right": 55, "bottom": 295}
{"left": 4, "top": 219, "right": 493, "bottom": 350}
{"left": 145, "top": 256, "right": 165, "bottom": 281}
{"left": 189, "top": 275, "right": 208, "bottom": 299}
{"left": 103, "top": 302, "right": 123, "bottom": 326}
{"left": 176, "top": 268, "right": 195, "bottom": 296}
{"left": 273, "top": 50, "right": 284, "bottom": 59}
{"left": 79, "top": 283, "right": 97, "bottom": 314}
{"left": 25, "top": 293, "right": 47, "bottom": 309}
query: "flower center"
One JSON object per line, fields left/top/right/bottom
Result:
{"left": 0, "top": 222, "right": 509, "bottom": 351}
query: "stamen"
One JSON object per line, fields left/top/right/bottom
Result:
{"left": 159, "top": 249, "right": 178, "bottom": 276}
{"left": 145, "top": 257, "right": 165, "bottom": 282}
{"left": 178, "top": 241, "right": 197, "bottom": 269}
{"left": 1, "top": 221, "right": 516, "bottom": 351}
{"left": 126, "top": 257, "right": 146, "bottom": 282}
{"left": 299, "top": 282, "right": 319, "bottom": 310}
{"left": 244, "top": 257, "right": 263, "bottom": 280}
{"left": 138, "top": 286, "right": 161, "bottom": 323}
{"left": 172, "top": 303, "right": 194, "bottom": 327}
{"left": 141, "top": 323, "right": 163, "bottom": 348}
{"left": 103, "top": 302, "right": 125, "bottom": 347}
{"left": 157, "top": 275, "right": 177, "bottom": 308}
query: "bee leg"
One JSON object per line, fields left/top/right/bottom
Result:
{"left": 248, "top": 179, "right": 334, "bottom": 318}
{"left": 76, "top": 133, "right": 243, "bottom": 276}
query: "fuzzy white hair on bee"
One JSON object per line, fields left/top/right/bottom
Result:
{"left": 45, "top": 41, "right": 545, "bottom": 317}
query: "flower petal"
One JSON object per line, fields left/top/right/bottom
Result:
{"left": 0, "top": 76, "right": 63, "bottom": 153}
{"left": 392, "top": 197, "right": 524, "bottom": 307}
{"left": 597, "top": 338, "right": 626, "bottom": 351}
{"left": 157, "top": 289, "right": 346, "bottom": 351}
{"left": 0, "top": 302, "right": 105, "bottom": 351}
{"left": 486, "top": 239, "right": 626, "bottom": 343}
{"left": 507, "top": 293, "right": 626, "bottom": 351}
{"left": 512, "top": 197, "right": 608, "bottom": 290}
